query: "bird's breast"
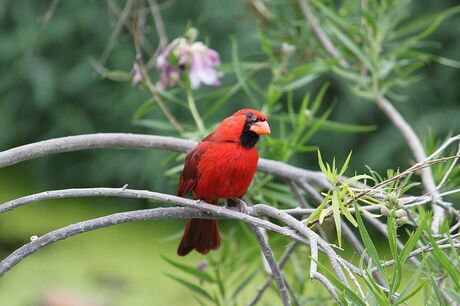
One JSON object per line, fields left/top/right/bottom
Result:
{"left": 194, "top": 143, "right": 258, "bottom": 202}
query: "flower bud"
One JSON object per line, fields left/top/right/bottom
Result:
{"left": 396, "top": 216, "right": 408, "bottom": 225}
{"left": 394, "top": 209, "right": 407, "bottom": 218}
{"left": 281, "top": 42, "right": 296, "bottom": 58}
{"left": 381, "top": 206, "right": 391, "bottom": 217}
{"left": 384, "top": 192, "right": 399, "bottom": 209}
{"left": 185, "top": 27, "right": 199, "bottom": 43}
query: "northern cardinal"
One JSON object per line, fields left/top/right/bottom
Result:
{"left": 177, "top": 109, "right": 270, "bottom": 256}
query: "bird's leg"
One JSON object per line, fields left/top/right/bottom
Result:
{"left": 227, "top": 197, "right": 250, "bottom": 214}
{"left": 226, "top": 198, "right": 239, "bottom": 207}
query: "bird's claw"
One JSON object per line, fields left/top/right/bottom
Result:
{"left": 235, "top": 198, "right": 250, "bottom": 214}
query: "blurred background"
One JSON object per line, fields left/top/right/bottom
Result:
{"left": 0, "top": 0, "right": 459, "bottom": 305}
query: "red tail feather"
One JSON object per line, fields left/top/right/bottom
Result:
{"left": 177, "top": 219, "right": 221, "bottom": 256}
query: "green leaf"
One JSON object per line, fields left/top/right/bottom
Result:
{"left": 339, "top": 202, "right": 357, "bottom": 227}
{"left": 316, "top": 261, "right": 366, "bottom": 306}
{"left": 274, "top": 61, "right": 329, "bottom": 91}
{"left": 388, "top": 215, "right": 402, "bottom": 295}
{"left": 133, "top": 99, "right": 156, "bottom": 120}
{"left": 316, "top": 119, "right": 377, "bottom": 133}
{"left": 317, "top": 150, "right": 329, "bottom": 178}
{"left": 231, "top": 269, "right": 259, "bottom": 299}
{"left": 164, "top": 272, "right": 215, "bottom": 302}
{"left": 300, "top": 105, "right": 334, "bottom": 145}
{"left": 326, "top": 21, "right": 372, "bottom": 69}
{"left": 430, "top": 274, "right": 449, "bottom": 306}
{"left": 332, "top": 190, "right": 342, "bottom": 246}
{"left": 339, "top": 151, "right": 352, "bottom": 176}
{"left": 393, "top": 258, "right": 426, "bottom": 305}
{"left": 400, "top": 213, "right": 429, "bottom": 264}
{"left": 162, "top": 255, "right": 216, "bottom": 283}
{"left": 101, "top": 69, "right": 131, "bottom": 81}
{"left": 306, "top": 193, "right": 329, "bottom": 224}
{"left": 355, "top": 206, "right": 384, "bottom": 276}
{"left": 311, "top": 83, "right": 330, "bottom": 115}
{"left": 258, "top": 30, "right": 275, "bottom": 61}
{"left": 132, "top": 119, "right": 176, "bottom": 131}
{"left": 230, "top": 37, "right": 259, "bottom": 107}
{"left": 298, "top": 92, "right": 311, "bottom": 126}
{"left": 429, "top": 236, "right": 460, "bottom": 290}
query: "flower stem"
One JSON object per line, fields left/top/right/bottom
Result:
{"left": 186, "top": 89, "right": 206, "bottom": 133}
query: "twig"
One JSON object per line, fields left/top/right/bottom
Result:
{"left": 252, "top": 205, "right": 349, "bottom": 285}
{"left": 375, "top": 96, "right": 444, "bottom": 233}
{"left": 295, "top": 0, "right": 349, "bottom": 68}
{"left": 238, "top": 199, "right": 291, "bottom": 305}
{"left": 286, "top": 180, "right": 312, "bottom": 209}
{"left": 298, "top": 180, "right": 389, "bottom": 288}
{"left": 363, "top": 214, "right": 421, "bottom": 266}
{"left": 100, "top": 0, "right": 134, "bottom": 64}
{"left": 107, "top": 0, "right": 154, "bottom": 54}
{"left": 0, "top": 133, "right": 328, "bottom": 186}
{"left": 28, "top": 0, "right": 61, "bottom": 55}
{"left": 309, "top": 235, "right": 341, "bottom": 305}
{"left": 248, "top": 179, "right": 309, "bottom": 306}
{"left": 297, "top": 181, "right": 324, "bottom": 206}
{"left": 338, "top": 259, "right": 365, "bottom": 301}
{"left": 374, "top": 243, "right": 460, "bottom": 272}
{"left": 296, "top": 0, "right": 450, "bottom": 233}
{"left": 436, "top": 141, "right": 460, "bottom": 190}
{"left": 147, "top": 0, "right": 168, "bottom": 49}
{"left": 248, "top": 242, "right": 299, "bottom": 306}
{"left": 250, "top": 221, "right": 291, "bottom": 306}
{"left": 131, "top": 14, "right": 185, "bottom": 134}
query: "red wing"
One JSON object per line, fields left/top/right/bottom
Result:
{"left": 177, "top": 142, "right": 208, "bottom": 197}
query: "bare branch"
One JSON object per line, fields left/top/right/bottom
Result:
{"left": 147, "top": 0, "right": 168, "bottom": 49}
{"left": 0, "top": 133, "right": 329, "bottom": 186}
{"left": 376, "top": 96, "right": 445, "bottom": 233}
{"left": 250, "top": 222, "right": 291, "bottom": 306}
{"left": 309, "top": 235, "right": 341, "bottom": 304}
{"left": 252, "top": 204, "right": 349, "bottom": 285}
{"left": 436, "top": 141, "right": 460, "bottom": 190}
{"left": 100, "top": 0, "right": 134, "bottom": 64}
{"left": 237, "top": 199, "right": 291, "bottom": 306}
{"left": 0, "top": 187, "right": 367, "bottom": 286}
{"left": 248, "top": 241, "right": 299, "bottom": 306}
{"left": 131, "top": 17, "right": 185, "bottom": 134}
{"left": 295, "top": 0, "right": 349, "bottom": 68}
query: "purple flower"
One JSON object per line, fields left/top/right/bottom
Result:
{"left": 156, "top": 37, "right": 222, "bottom": 90}
{"left": 131, "top": 62, "right": 143, "bottom": 86}
{"left": 196, "top": 261, "right": 208, "bottom": 271}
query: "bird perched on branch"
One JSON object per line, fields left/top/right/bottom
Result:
{"left": 177, "top": 109, "right": 270, "bottom": 256}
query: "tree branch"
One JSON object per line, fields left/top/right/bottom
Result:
{"left": 250, "top": 223, "right": 291, "bottom": 306}
{"left": 0, "top": 133, "right": 329, "bottom": 186}
{"left": 0, "top": 187, "right": 365, "bottom": 286}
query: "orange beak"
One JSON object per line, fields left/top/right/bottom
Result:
{"left": 250, "top": 121, "right": 271, "bottom": 136}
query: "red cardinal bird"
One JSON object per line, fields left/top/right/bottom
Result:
{"left": 177, "top": 109, "right": 270, "bottom": 256}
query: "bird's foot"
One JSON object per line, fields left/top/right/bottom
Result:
{"left": 234, "top": 198, "right": 251, "bottom": 214}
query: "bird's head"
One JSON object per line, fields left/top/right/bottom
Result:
{"left": 214, "top": 109, "right": 270, "bottom": 149}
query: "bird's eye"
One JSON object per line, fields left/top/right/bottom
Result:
{"left": 246, "top": 112, "right": 256, "bottom": 121}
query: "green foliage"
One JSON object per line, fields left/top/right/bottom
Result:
{"left": 306, "top": 150, "right": 359, "bottom": 246}
{"left": 1, "top": 0, "right": 460, "bottom": 305}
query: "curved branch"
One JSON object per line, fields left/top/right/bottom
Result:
{"left": 250, "top": 224, "right": 291, "bottom": 306}
{"left": 0, "top": 133, "right": 329, "bottom": 187}
{"left": 0, "top": 207, "right": 200, "bottom": 277}
{"left": 0, "top": 203, "right": 309, "bottom": 278}
{"left": 1, "top": 188, "right": 364, "bottom": 281}
{"left": 252, "top": 204, "right": 348, "bottom": 285}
